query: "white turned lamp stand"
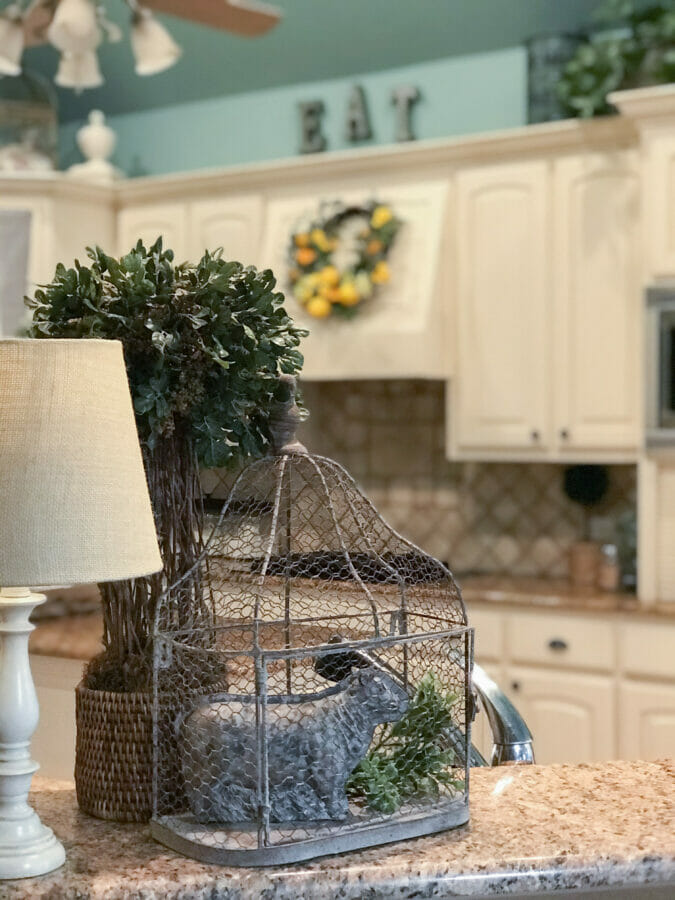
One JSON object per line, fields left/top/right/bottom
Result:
{"left": 0, "top": 589, "right": 65, "bottom": 878}
{"left": 0, "top": 339, "right": 162, "bottom": 880}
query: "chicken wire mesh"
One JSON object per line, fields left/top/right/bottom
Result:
{"left": 151, "top": 379, "right": 474, "bottom": 866}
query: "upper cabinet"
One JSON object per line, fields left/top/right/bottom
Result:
{"left": 116, "top": 194, "right": 264, "bottom": 266}
{"left": 552, "top": 151, "right": 641, "bottom": 454}
{"left": 448, "top": 150, "right": 641, "bottom": 462}
{"left": 452, "top": 160, "right": 550, "bottom": 453}
{"left": 117, "top": 201, "right": 188, "bottom": 260}
{"left": 260, "top": 180, "right": 450, "bottom": 380}
{"left": 0, "top": 179, "right": 115, "bottom": 288}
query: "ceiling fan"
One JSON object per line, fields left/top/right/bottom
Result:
{"left": 22, "top": 0, "right": 282, "bottom": 44}
{"left": 0, "top": 0, "right": 282, "bottom": 89}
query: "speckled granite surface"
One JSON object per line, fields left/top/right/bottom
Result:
{"left": 6, "top": 759, "right": 674, "bottom": 898}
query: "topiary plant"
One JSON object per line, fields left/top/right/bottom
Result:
{"left": 557, "top": 0, "right": 675, "bottom": 118}
{"left": 28, "top": 239, "right": 307, "bottom": 691}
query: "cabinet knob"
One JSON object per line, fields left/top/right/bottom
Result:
{"left": 511, "top": 681, "right": 521, "bottom": 692}
{"left": 560, "top": 428, "right": 570, "bottom": 440}
{"left": 548, "top": 638, "right": 568, "bottom": 652}
{"left": 530, "top": 429, "right": 540, "bottom": 442}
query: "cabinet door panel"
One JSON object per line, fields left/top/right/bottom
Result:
{"left": 554, "top": 153, "right": 640, "bottom": 452}
{"left": 456, "top": 162, "right": 550, "bottom": 450}
{"left": 647, "top": 133, "right": 675, "bottom": 277}
{"left": 117, "top": 203, "right": 187, "bottom": 259}
{"left": 188, "top": 195, "right": 264, "bottom": 267}
{"left": 619, "top": 681, "right": 675, "bottom": 760}
{"left": 505, "top": 666, "right": 615, "bottom": 764}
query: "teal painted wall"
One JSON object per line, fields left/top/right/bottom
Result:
{"left": 60, "top": 46, "right": 527, "bottom": 177}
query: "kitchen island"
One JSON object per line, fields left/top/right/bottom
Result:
{"left": 6, "top": 759, "right": 674, "bottom": 899}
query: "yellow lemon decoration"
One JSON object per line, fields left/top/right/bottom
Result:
{"left": 370, "top": 261, "right": 390, "bottom": 284}
{"left": 371, "top": 205, "right": 393, "bottom": 229}
{"left": 318, "top": 265, "right": 340, "bottom": 286}
{"left": 338, "top": 280, "right": 360, "bottom": 306}
{"left": 288, "top": 199, "right": 402, "bottom": 320}
{"left": 295, "top": 247, "right": 317, "bottom": 267}
{"left": 306, "top": 296, "right": 332, "bottom": 318}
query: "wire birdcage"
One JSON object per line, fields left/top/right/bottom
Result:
{"left": 151, "top": 377, "right": 474, "bottom": 866}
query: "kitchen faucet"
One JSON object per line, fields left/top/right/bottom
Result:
{"left": 471, "top": 663, "right": 535, "bottom": 766}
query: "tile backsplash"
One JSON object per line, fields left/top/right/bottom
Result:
{"left": 204, "top": 380, "right": 636, "bottom": 579}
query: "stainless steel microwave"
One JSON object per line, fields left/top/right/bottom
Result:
{"left": 647, "top": 286, "right": 675, "bottom": 446}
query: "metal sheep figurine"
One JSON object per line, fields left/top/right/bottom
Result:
{"left": 177, "top": 667, "right": 409, "bottom": 824}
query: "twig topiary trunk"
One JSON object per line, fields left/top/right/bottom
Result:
{"left": 88, "top": 429, "right": 207, "bottom": 692}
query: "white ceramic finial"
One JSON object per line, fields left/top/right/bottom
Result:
{"left": 67, "top": 109, "right": 123, "bottom": 183}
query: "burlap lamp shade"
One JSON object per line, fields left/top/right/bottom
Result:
{"left": 0, "top": 337, "right": 161, "bottom": 880}
{"left": 0, "top": 338, "right": 162, "bottom": 585}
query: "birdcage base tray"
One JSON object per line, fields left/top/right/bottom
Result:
{"left": 151, "top": 796, "right": 469, "bottom": 867}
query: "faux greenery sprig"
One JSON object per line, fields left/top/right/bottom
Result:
{"left": 347, "top": 673, "right": 463, "bottom": 814}
{"left": 27, "top": 239, "right": 307, "bottom": 468}
{"left": 557, "top": 0, "right": 675, "bottom": 118}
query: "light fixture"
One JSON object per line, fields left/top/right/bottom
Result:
{"left": 0, "top": 4, "right": 24, "bottom": 76}
{"left": 1, "top": 0, "right": 181, "bottom": 88}
{"left": 47, "top": 0, "right": 100, "bottom": 53}
{"left": 55, "top": 48, "right": 104, "bottom": 90}
{"left": 130, "top": 5, "right": 182, "bottom": 76}
{"left": 0, "top": 338, "right": 162, "bottom": 879}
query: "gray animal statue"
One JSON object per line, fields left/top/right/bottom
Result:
{"left": 177, "top": 667, "right": 409, "bottom": 823}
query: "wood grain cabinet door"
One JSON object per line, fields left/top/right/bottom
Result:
{"left": 553, "top": 152, "right": 641, "bottom": 455}
{"left": 455, "top": 161, "right": 550, "bottom": 452}
{"left": 504, "top": 666, "right": 615, "bottom": 764}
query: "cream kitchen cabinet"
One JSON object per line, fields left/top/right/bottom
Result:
{"left": 452, "top": 160, "right": 551, "bottom": 454}
{"left": 0, "top": 178, "right": 115, "bottom": 287}
{"left": 505, "top": 667, "right": 615, "bottom": 764}
{"left": 117, "top": 195, "right": 264, "bottom": 266}
{"left": 188, "top": 195, "right": 264, "bottom": 266}
{"left": 117, "top": 201, "right": 188, "bottom": 259}
{"left": 618, "top": 680, "right": 675, "bottom": 759}
{"left": 449, "top": 151, "right": 640, "bottom": 462}
{"left": 552, "top": 152, "right": 641, "bottom": 455}
{"left": 469, "top": 601, "right": 675, "bottom": 765}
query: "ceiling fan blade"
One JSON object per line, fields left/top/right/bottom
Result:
{"left": 143, "top": 0, "right": 282, "bottom": 36}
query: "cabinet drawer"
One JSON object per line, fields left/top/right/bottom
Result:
{"left": 469, "top": 607, "right": 503, "bottom": 662}
{"left": 506, "top": 613, "right": 614, "bottom": 672}
{"left": 619, "top": 622, "right": 675, "bottom": 680}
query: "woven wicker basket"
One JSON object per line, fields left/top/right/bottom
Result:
{"left": 75, "top": 683, "right": 153, "bottom": 822}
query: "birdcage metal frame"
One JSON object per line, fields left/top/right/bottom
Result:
{"left": 150, "top": 382, "right": 474, "bottom": 867}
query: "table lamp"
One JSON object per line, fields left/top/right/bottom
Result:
{"left": 0, "top": 338, "right": 162, "bottom": 879}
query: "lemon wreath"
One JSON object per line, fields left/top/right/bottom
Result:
{"left": 288, "top": 200, "right": 402, "bottom": 319}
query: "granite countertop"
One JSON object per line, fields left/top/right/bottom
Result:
{"left": 7, "top": 760, "right": 674, "bottom": 899}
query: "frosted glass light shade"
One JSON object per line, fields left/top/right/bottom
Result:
{"left": 0, "top": 5, "right": 24, "bottom": 77}
{"left": 0, "top": 339, "right": 162, "bottom": 586}
{"left": 55, "top": 49, "right": 103, "bottom": 89}
{"left": 47, "top": 0, "right": 100, "bottom": 53}
{"left": 131, "top": 8, "right": 181, "bottom": 76}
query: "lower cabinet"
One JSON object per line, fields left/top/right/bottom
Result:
{"left": 504, "top": 666, "right": 615, "bottom": 764}
{"left": 619, "top": 680, "right": 675, "bottom": 760}
{"left": 471, "top": 603, "right": 675, "bottom": 766}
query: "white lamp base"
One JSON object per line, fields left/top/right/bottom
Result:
{"left": 0, "top": 588, "right": 66, "bottom": 879}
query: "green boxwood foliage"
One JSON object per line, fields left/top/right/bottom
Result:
{"left": 27, "top": 239, "right": 307, "bottom": 468}
{"left": 557, "top": 1, "right": 675, "bottom": 119}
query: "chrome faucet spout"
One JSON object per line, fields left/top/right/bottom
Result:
{"left": 471, "top": 663, "right": 535, "bottom": 766}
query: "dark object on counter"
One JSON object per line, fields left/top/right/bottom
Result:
{"left": 250, "top": 551, "right": 448, "bottom": 584}
{"left": 563, "top": 465, "right": 609, "bottom": 508}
